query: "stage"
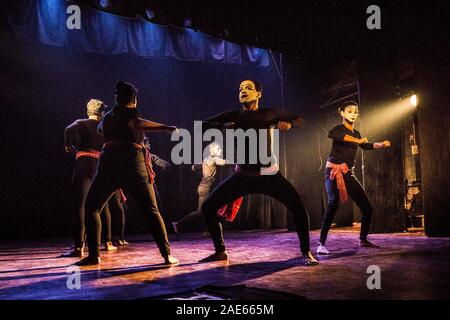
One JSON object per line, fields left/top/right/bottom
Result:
{"left": 1, "top": 228, "right": 449, "bottom": 300}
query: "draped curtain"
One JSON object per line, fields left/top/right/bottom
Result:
{"left": 7, "top": 0, "right": 270, "bottom": 67}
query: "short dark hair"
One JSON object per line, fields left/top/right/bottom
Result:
{"left": 338, "top": 100, "right": 359, "bottom": 112}
{"left": 242, "top": 79, "right": 263, "bottom": 93}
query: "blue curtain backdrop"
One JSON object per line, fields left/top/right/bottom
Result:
{"left": 7, "top": 0, "right": 270, "bottom": 67}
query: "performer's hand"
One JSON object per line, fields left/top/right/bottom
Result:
{"left": 277, "top": 121, "right": 292, "bottom": 131}
{"left": 358, "top": 137, "right": 369, "bottom": 144}
{"left": 383, "top": 140, "right": 391, "bottom": 147}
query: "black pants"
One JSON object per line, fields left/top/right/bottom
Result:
{"left": 176, "top": 176, "right": 214, "bottom": 232}
{"left": 319, "top": 169, "right": 373, "bottom": 244}
{"left": 71, "top": 157, "right": 112, "bottom": 249}
{"left": 101, "top": 190, "right": 126, "bottom": 242}
{"left": 201, "top": 172, "right": 311, "bottom": 255}
{"left": 85, "top": 147, "right": 170, "bottom": 257}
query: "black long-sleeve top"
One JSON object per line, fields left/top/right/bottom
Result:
{"left": 327, "top": 124, "right": 374, "bottom": 169}
{"left": 203, "top": 107, "right": 301, "bottom": 172}
{"left": 101, "top": 105, "right": 143, "bottom": 144}
{"left": 64, "top": 119, "right": 103, "bottom": 152}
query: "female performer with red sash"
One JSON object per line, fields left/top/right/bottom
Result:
{"left": 317, "top": 101, "right": 391, "bottom": 255}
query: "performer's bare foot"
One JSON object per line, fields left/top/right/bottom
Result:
{"left": 316, "top": 243, "right": 330, "bottom": 255}
{"left": 117, "top": 239, "right": 129, "bottom": 246}
{"left": 359, "top": 239, "right": 380, "bottom": 248}
{"left": 164, "top": 255, "right": 179, "bottom": 265}
{"left": 74, "top": 255, "right": 101, "bottom": 266}
{"left": 302, "top": 251, "right": 319, "bottom": 266}
{"left": 104, "top": 241, "right": 117, "bottom": 251}
{"left": 199, "top": 251, "right": 229, "bottom": 262}
{"left": 60, "top": 247, "right": 84, "bottom": 258}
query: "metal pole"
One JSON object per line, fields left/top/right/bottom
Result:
{"left": 356, "top": 77, "right": 365, "bottom": 188}
{"left": 279, "top": 53, "right": 288, "bottom": 177}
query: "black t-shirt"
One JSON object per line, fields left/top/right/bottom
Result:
{"left": 203, "top": 107, "right": 301, "bottom": 172}
{"left": 327, "top": 124, "right": 374, "bottom": 169}
{"left": 101, "top": 105, "right": 144, "bottom": 144}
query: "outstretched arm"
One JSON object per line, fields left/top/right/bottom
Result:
{"left": 345, "top": 135, "right": 369, "bottom": 144}
{"left": 328, "top": 128, "right": 371, "bottom": 145}
{"left": 270, "top": 108, "right": 302, "bottom": 131}
{"left": 129, "top": 118, "right": 178, "bottom": 133}
{"left": 343, "top": 135, "right": 375, "bottom": 149}
{"left": 202, "top": 111, "right": 237, "bottom": 130}
{"left": 151, "top": 154, "right": 171, "bottom": 169}
{"left": 64, "top": 120, "right": 82, "bottom": 153}
{"left": 373, "top": 140, "right": 391, "bottom": 149}
{"left": 214, "top": 157, "right": 232, "bottom": 166}
{"left": 355, "top": 132, "right": 390, "bottom": 150}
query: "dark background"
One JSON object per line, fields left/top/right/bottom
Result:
{"left": 1, "top": 0, "right": 449, "bottom": 239}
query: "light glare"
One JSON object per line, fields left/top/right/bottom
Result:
{"left": 410, "top": 94, "right": 417, "bottom": 107}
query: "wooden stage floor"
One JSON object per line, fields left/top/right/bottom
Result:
{"left": 1, "top": 228, "right": 450, "bottom": 300}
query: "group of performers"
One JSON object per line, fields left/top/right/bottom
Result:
{"left": 62, "top": 79, "right": 390, "bottom": 267}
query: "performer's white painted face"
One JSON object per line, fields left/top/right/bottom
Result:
{"left": 239, "top": 80, "right": 261, "bottom": 104}
{"left": 340, "top": 105, "right": 359, "bottom": 123}
{"left": 210, "top": 144, "right": 222, "bottom": 157}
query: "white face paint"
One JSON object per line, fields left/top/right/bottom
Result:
{"left": 239, "top": 80, "right": 261, "bottom": 104}
{"left": 340, "top": 105, "right": 359, "bottom": 123}
{"left": 210, "top": 144, "right": 222, "bottom": 157}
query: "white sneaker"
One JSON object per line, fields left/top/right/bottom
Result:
{"left": 317, "top": 243, "right": 330, "bottom": 255}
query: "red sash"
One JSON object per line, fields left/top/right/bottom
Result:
{"left": 75, "top": 150, "right": 101, "bottom": 160}
{"left": 218, "top": 197, "right": 244, "bottom": 222}
{"left": 326, "top": 161, "right": 349, "bottom": 203}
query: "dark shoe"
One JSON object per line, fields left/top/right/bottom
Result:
{"left": 74, "top": 256, "right": 101, "bottom": 266}
{"left": 359, "top": 239, "right": 380, "bottom": 248}
{"left": 60, "top": 247, "right": 84, "bottom": 258}
{"left": 302, "top": 251, "right": 319, "bottom": 266}
{"left": 164, "top": 255, "right": 179, "bottom": 265}
{"left": 199, "top": 251, "right": 228, "bottom": 262}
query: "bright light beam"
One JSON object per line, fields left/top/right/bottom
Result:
{"left": 410, "top": 94, "right": 418, "bottom": 107}
{"left": 358, "top": 97, "right": 417, "bottom": 136}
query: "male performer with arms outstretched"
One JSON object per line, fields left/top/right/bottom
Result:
{"left": 199, "top": 80, "right": 319, "bottom": 266}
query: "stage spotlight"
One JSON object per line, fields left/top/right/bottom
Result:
{"left": 410, "top": 94, "right": 418, "bottom": 107}
{"left": 99, "top": 0, "right": 109, "bottom": 9}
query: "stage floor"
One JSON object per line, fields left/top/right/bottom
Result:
{"left": 1, "top": 228, "right": 450, "bottom": 300}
